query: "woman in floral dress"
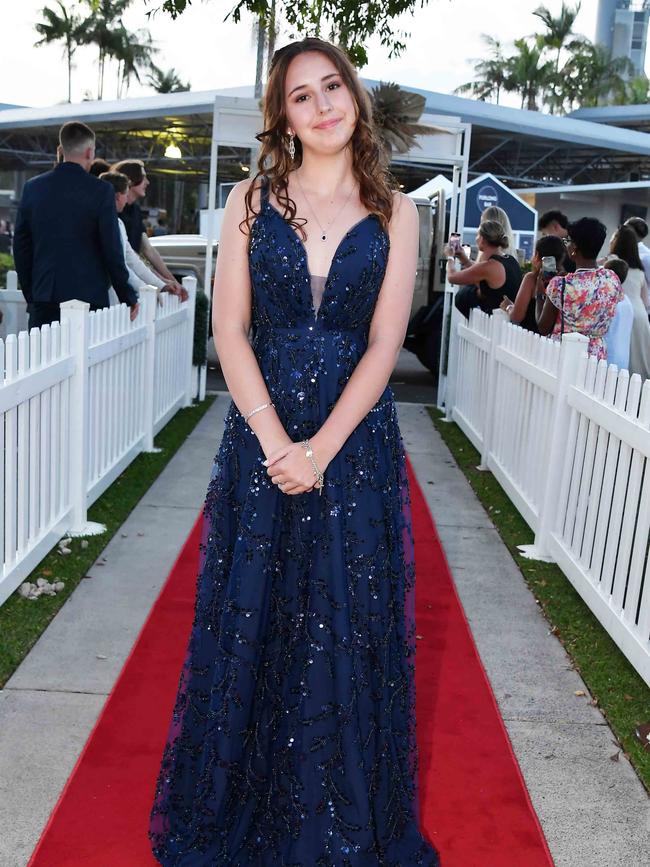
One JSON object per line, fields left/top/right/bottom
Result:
{"left": 536, "top": 217, "right": 622, "bottom": 359}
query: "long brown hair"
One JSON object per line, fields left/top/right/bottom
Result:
{"left": 242, "top": 38, "right": 395, "bottom": 237}
{"left": 611, "top": 225, "right": 644, "bottom": 271}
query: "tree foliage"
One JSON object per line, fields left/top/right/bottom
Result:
{"left": 34, "top": 1, "right": 86, "bottom": 102}
{"left": 147, "top": 64, "right": 191, "bottom": 93}
{"left": 369, "top": 82, "right": 435, "bottom": 155}
{"left": 456, "top": 1, "right": 645, "bottom": 114}
{"left": 152, "top": 0, "right": 426, "bottom": 67}
{"left": 34, "top": 0, "right": 172, "bottom": 101}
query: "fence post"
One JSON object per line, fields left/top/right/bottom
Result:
{"left": 6, "top": 270, "right": 17, "bottom": 291}
{"left": 519, "top": 331, "right": 588, "bottom": 561}
{"left": 182, "top": 276, "right": 197, "bottom": 407}
{"left": 140, "top": 286, "right": 161, "bottom": 453}
{"left": 478, "top": 308, "right": 507, "bottom": 470}
{"left": 61, "top": 300, "right": 106, "bottom": 538}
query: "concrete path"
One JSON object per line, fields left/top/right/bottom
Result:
{"left": 0, "top": 396, "right": 648, "bottom": 866}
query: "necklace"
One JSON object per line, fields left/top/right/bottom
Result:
{"left": 294, "top": 171, "right": 356, "bottom": 242}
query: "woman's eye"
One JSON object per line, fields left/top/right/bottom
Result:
{"left": 327, "top": 82, "right": 341, "bottom": 91}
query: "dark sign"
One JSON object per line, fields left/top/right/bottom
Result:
{"left": 476, "top": 185, "right": 499, "bottom": 211}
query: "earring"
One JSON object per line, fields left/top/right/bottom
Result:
{"left": 288, "top": 133, "right": 295, "bottom": 161}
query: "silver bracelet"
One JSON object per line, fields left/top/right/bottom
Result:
{"left": 300, "top": 439, "right": 325, "bottom": 495}
{"left": 244, "top": 402, "right": 274, "bottom": 423}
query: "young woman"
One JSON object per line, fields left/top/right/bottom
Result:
{"left": 448, "top": 219, "right": 522, "bottom": 319}
{"left": 536, "top": 217, "right": 622, "bottom": 359}
{"left": 501, "top": 235, "right": 566, "bottom": 332}
{"left": 609, "top": 225, "right": 650, "bottom": 379}
{"left": 149, "top": 38, "right": 440, "bottom": 866}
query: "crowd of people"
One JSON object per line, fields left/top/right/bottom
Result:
{"left": 11, "top": 120, "right": 186, "bottom": 332}
{"left": 448, "top": 204, "right": 650, "bottom": 379}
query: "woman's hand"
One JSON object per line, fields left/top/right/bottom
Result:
{"left": 500, "top": 296, "right": 514, "bottom": 316}
{"left": 443, "top": 243, "right": 456, "bottom": 259}
{"left": 264, "top": 439, "right": 334, "bottom": 496}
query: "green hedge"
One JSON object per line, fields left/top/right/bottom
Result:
{"left": 0, "top": 253, "right": 14, "bottom": 286}
{"left": 193, "top": 289, "right": 209, "bottom": 367}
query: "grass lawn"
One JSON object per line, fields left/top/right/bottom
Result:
{"left": 0, "top": 397, "right": 215, "bottom": 689}
{"left": 429, "top": 408, "right": 650, "bottom": 793}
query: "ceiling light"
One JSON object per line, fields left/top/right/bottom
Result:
{"left": 241, "top": 165, "right": 250, "bottom": 173}
{"left": 164, "top": 143, "right": 182, "bottom": 159}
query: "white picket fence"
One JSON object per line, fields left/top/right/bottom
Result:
{"left": 450, "top": 308, "right": 650, "bottom": 686}
{"left": 0, "top": 278, "right": 197, "bottom": 607}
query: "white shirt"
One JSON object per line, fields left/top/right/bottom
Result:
{"left": 117, "top": 218, "right": 165, "bottom": 292}
{"left": 638, "top": 241, "right": 650, "bottom": 291}
{"left": 604, "top": 294, "right": 634, "bottom": 371}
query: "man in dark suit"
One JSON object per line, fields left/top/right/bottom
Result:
{"left": 13, "top": 121, "right": 139, "bottom": 330}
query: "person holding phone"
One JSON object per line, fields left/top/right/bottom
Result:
{"left": 500, "top": 235, "right": 566, "bottom": 332}
{"left": 536, "top": 218, "right": 623, "bottom": 359}
{"left": 446, "top": 220, "right": 522, "bottom": 319}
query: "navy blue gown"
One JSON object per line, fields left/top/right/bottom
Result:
{"left": 149, "top": 179, "right": 440, "bottom": 866}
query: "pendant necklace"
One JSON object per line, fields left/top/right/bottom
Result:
{"left": 295, "top": 172, "right": 356, "bottom": 242}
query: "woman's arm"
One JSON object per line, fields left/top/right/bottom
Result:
{"left": 507, "top": 271, "right": 536, "bottom": 323}
{"left": 446, "top": 258, "right": 504, "bottom": 288}
{"left": 312, "top": 193, "right": 418, "bottom": 454}
{"left": 265, "top": 192, "right": 419, "bottom": 494}
{"left": 212, "top": 180, "right": 292, "bottom": 459}
{"left": 536, "top": 296, "right": 558, "bottom": 335}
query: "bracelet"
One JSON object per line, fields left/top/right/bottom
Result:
{"left": 244, "top": 401, "right": 274, "bottom": 423}
{"left": 300, "top": 439, "right": 325, "bottom": 495}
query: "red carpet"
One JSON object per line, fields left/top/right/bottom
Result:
{"left": 28, "top": 460, "right": 554, "bottom": 867}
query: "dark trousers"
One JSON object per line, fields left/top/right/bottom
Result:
{"left": 454, "top": 285, "right": 507, "bottom": 319}
{"left": 28, "top": 302, "right": 104, "bottom": 331}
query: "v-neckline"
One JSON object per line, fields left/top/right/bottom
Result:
{"left": 265, "top": 199, "right": 374, "bottom": 305}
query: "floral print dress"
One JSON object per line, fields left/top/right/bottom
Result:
{"left": 546, "top": 267, "right": 623, "bottom": 360}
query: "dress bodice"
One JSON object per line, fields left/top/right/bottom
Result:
{"left": 248, "top": 179, "right": 390, "bottom": 333}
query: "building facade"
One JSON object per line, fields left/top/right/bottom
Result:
{"left": 596, "top": 0, "right": 650, "bottom": 77}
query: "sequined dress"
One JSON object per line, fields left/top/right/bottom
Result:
{"left": 149, "top": 179, "right": 441, "bottom": 866}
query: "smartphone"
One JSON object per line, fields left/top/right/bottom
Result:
{"left": 541, "top": 255, "right": 557, "bottom": 282}
{"left": 449, "top": 232, "right": 461, "bottom": 252}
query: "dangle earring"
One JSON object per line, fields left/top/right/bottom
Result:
{"left": 288, "top": 133, "right": 295, "bottom": 162}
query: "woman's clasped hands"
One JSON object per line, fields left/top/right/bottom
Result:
{"left": 263, "top": 439, "right": 333, "bottom": 495}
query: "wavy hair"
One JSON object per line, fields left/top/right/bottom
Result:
{"left": 242, "top": 37, "right": 395, "bottom": 237}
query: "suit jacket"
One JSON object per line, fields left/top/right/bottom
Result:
{"left": 13, "top": 162, "right": 137, "bottom": 308}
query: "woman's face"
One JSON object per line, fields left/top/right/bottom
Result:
{"left": 284, "top": 51, "right": 357, "bottom": 158}
{"left": 476, "top": 232, "right": 486, "bottom": 252}
{"left": 609, "top": 231, "right": 618, "bottom": 253}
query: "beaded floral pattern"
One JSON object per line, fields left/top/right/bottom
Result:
{"left": 149, "top": 179, "right": 440, "bottom": 866}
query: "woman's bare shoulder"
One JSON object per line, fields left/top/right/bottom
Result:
{"left": 389, "top": 190, "right": 418, "bottom": 232}
{"left": 226, "top": 177, "right": 264, "bottom": 212}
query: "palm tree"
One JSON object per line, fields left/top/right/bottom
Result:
{"left": 532, "top": 1, "right": 583, "bottom": 112}
{"left": 147, "top": 64, "right": 190, "bottom": 93}
{"left": 561, "top": 42, "right": 633, "bottom": 109}
{"left": 369, "top": 82, "right": 435, "bottom": 156}
{"left": 504, "top": 38, "right": 553, "bottom": 111}
{"left": 624, "top": 75, "right": 650, "bottom": 105}
{"left": 34, "top": 1, "right": 86, "bottom": 102}
{"left": 115, "top": 27, "right": 157, "bottom": 98}
{"left": 78, "top": 0, "right": 132, "bottom": 99}
{"left": 455, "top": 35, "right": 508, "bottom": 104}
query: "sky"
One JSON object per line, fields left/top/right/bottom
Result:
{"left": 1, "top": 0, "right": 604, "bottom": 109}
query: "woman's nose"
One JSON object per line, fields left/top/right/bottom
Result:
{"left": 317, "top": 93, "right": 333, "bottom": 113}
